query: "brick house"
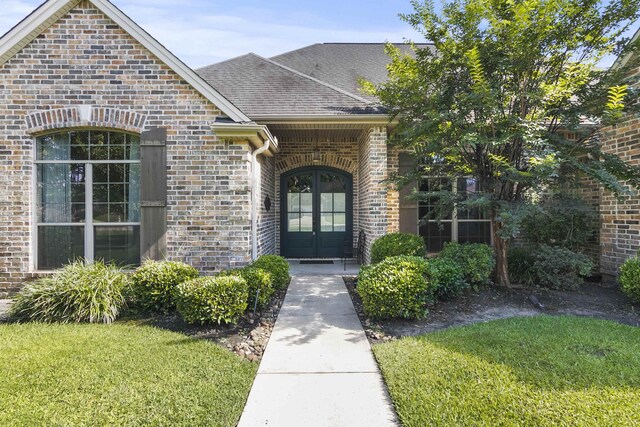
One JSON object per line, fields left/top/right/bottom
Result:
{"left": 0, "top": 0, "right": 637, "bottom": 295}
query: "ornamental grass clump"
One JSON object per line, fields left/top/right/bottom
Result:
{"left": 130, "top": 260, "right": 199, "bottom": 313}
{"left": 357, "top": 255, "right": 433, "bottom": 319}
{"left": 175, "top": 276, "right": 248, "bottom": 325}
{"left": 9, "top": 260, "right": 128, "bottom": 324}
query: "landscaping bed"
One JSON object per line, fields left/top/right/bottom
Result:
{"left": 373, "top": 316, "right": 640, "bottom": 426}
{"left": 344, "top": 276, "right": 640, "bottom": 342}
{"left": 0, "top": 323, "right": 257, "bottom": 426}
{"left": 123, "top": 280, "right": 289, "bottom": 362}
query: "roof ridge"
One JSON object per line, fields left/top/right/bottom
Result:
{"left": 196, "top": 53, "right": 253, "bottom": 71}
{"left": 248, "top": 53, "right": 373, "bottom": 104}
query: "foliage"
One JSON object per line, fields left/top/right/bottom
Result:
{"left": 521, "top": 194, "right": 597, "bottom": 249}
{"left": 374, "top": 316, "right": 640, "bottom": 426}
{"left": 507, "top": 247, "right": 538, "bottom": 286}
{"left": 439, "top": 242, "right": 495, "bottom": 286}
{"left": 218, "top": 267, "right": 274, "bottom": 309}
{"left": 372, "top": 0, "right": 640, "bottom": 285}
{"left": 0, "top": 323, "right": 256, "bottom": 426}
{"left": 9, "top": 260, "right": 128, "bottom": 324}
{"left": 509, "top": 245, "right": 593, "bottom": 289}
{"left": 370, "top": 232, "right": 427, "bottom": 264}
{"left": 130, "top": 260, "right": 199, "bottom": 313}
{"left": 619, "top": 255, "right": 640, "bottom": 303}
{"left": 175, "top": 276, "right": 248, "bottom": 325}
{"left": 357, "top": 256, "right": 433, "bottom": 319}
{"left": 251, "top": 255, "right": 290, "bottom": 289}
{"left": 426, "top": 257, "right": 468, "bottom": 301}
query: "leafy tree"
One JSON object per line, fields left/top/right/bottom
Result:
{"left": 371, "top": 0, "right": 640, "bottom": 286}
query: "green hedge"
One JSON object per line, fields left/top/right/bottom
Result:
{"left": 251, "top": 255, "right": 290, "bottom": 289}
{"left": 175, "top": 276, "right": 248, "bottom": 325}
{"left": 426, "top": 257, "right": 468, "bottom": 301}
{"left": 370, "top": 232, "right": 426, "bottom": 264}
{"left": 439, "top": 242, "right": 495, "bottom": 286}
{"left": 219, "top": 267, "right": 273, "bottom": 309}
{"left": 10, "top": 260, "right": 128, "bottom": 324}
{"left": 357, "top": 256, "right": 433, "bottom": 319}
{"left": 619, "top": 255, "right": 640, "bottom": 302}
{"left": 508, "top": 245, "right": 593, "bottom": 289}
{"left": 130, "top": 260, "right": 199, "bottom": 313}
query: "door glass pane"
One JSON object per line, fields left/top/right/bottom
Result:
{"left": 37, "top": 226, "right": 84, "bottom": 270}
{"left": 37, "top": 164, "right": 85, "bottom": 223}
{"left": 300, "top": 193, "right": 312, "bottom": 213}
{"left": 334, "top": 213, "right": 346, "bottom": 232}
{"left": 94, "top": 225, "right": 140, "bottom": 266}
{"left": 288, "top": 193, "right": 300, "bottom": 212}
{"left": 321, "top": 213, "right": 333, "bottom": 232}
{"left": 321, "top": 193, "right": 333, "bottom": 212}
{"left": 334, "top": 193, "right": 346, "bottom": 212}
{"left": 288, "top": 213, "right": 300, "bottom": 232}
{"left": 320, "top": 173, "right": 346, "bottom": 192}
{"left": 300, "top": 213, "right": 313, "bottom": 232}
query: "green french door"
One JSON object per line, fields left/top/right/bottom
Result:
{"left": 281, "top": 167, "right": 352, "bottom": 258}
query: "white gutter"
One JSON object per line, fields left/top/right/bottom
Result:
{"left": 251, "top": 137, "right": 273, "bottom": 260}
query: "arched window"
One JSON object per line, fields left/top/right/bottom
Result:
{"left": 35, "top": 130, "right": 141, "bottom": 269}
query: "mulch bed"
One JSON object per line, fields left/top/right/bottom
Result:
{"left": 123, "top": 282, "right": 290, "bottom": 362}
{"left": 343, "top": 276, "right": 640, "bottom": 344}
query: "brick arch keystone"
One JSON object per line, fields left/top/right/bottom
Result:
{"left": 25, "top": 106, "right": 146, "bottom": 134}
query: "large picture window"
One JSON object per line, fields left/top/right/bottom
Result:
{"left": 418, "top": 177, "right": 492, "bottom": 252}
{"left": 35, "top": 130, "right": 141, "bottom": 269}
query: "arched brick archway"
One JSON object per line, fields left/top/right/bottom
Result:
{"left": 25, "top": 106, "right": 146, "bottom": 134}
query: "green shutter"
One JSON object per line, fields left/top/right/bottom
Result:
{"left": 398, "top": 152, "right": 418, "bottom": 234}
{"left": 140, "top": 127, "right": 167, "bottom": 260}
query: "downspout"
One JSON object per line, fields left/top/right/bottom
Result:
{"left": 251, "top": 137, "right": 271, "bottom": 260}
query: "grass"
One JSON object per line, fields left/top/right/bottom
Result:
{"left": 373, "top": 316, "right": 640, "bottom": 427}
{"left": 0, "top": 323, "right": 257, "bottom": 426}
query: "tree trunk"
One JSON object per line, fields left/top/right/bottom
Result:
{"left": 491, "top": 218, "right": 511, "bottom": 287}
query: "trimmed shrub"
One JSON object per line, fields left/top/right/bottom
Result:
{"left": 439, "top": 242, "right": 495, "bottom": 286}
{"left": 130, "top": 260, "right": 199, "bottom": 313}
{"left": 251, "top": 255, "right": 290, "bottom": 289}
{"left": 175, "top": 276, "right": 248, "bottom": 325}
{"left": 426, "top": 257, "right": 468, "bottom": 301}
{"left": 219, "top": 267, "right": 274, "bottom": 309}
{"left": 370, "top": 232, "right": 426, "bottom": 264}
{"left": 357, "top": 256, "right": 433, "bottom": 319}
{"left": 508, "top": 247, "right": 537, "bottom": 287}
{"left": 532, "top": 245, "right": 593, "bottom": 290}
{"left": 619, "top": 255, "right": 640, "bottom": 303}
{"left": 9, "top": 260, "right": 128, "bottom": 324}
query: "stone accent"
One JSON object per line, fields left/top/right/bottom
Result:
{"left": 274, "top": 138, "right": 360, "bottom": 255}
{"left": 0, "top": 1, "right": 253, "bottom": 294}
{"left": 357, "top": 127, "right": 388, "bottom": 263}
{"left": 25, "top": 106, "right": 146, "bottom": 134}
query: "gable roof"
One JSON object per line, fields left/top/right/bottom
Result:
{"left": 271, "top": 43, "right": 434, "bottom": 101}
{"left": 0, "top": 0, "right": 251, "bottom": 123}
{"left": 613, "top": 26, "right": 640, "bottom": 70}
{"left": 197, "top": 53, "right": 383, "bottom": 118}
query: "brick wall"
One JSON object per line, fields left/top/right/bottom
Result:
{"left": 256, "top": 154, "right": 276, "bottom": 257}
{"left": 0, "top": 1, "right": 253, "bottom": 294}
{"left": 357, "top": 127, "right": 388, "bottom": 263}
{"left": 386, "top": 146, "right": 401, "bottom": 233}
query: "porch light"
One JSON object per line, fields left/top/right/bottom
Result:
{"left": 312, "top": 148, "right": 321, "bottom": 163}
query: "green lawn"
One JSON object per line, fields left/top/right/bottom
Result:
{"left": 374, "top": 316, "right": 640, "bottom": 427}
{"left": 0, "top": 323, "right": 257, "bottom": 426}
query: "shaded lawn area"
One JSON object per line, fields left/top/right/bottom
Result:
{"left": 374, "top": 316, "right": 640, "bottom": 427}
{"left": 0, "top": 323, "right": 257, "bottom": 426}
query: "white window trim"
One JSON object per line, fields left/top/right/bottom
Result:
{"left": 32, "top": 132, "right": 141, "bottom": 271}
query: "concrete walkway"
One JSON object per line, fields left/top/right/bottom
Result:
{"left": 238, "top": 271, "right": 397, "bottom": 426}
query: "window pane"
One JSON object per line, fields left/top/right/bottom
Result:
{"left": 321, "top": 212, "right": 333, "bottom": 232}
{"left": 300, "top": 213, "right": 313, "bottom": 232}
{"left": 419, "top": 221, "right": 452, "bottom": 253}
{"left": 128, "top": 135, "right": 141, "bottom": 160}
{"left": 457, "top": 177, "right": 488, "bottom": 219}
{"left": 89, "top": 131, "right": 109, "bottom": 160}
{"left": 334, "top": 213, "right": 346, "bottom": 232}
{"left": 94, "top": 225, "right": 140, "bottom": 266}
{"left": 37, "top": 164, "right": 85, "bottom": 223}
{"left": 37, "top": 133, "right": 70, "bottom": 160}
{"left": 321, "top": 193, "right": 333, "bottom": 212}
{"left": 288, "top": 213, "right": 300, "bottom": 232}
{"left": 418, "top": 177, "right": 453, "bottom": 220}
{"left": 93, "top": 164, "right": 140, "bottom": 223}
{"left": 38, "top": 226, "right": 84, "bottom": 270}
{"left": 458, "top": 221, "right": 492, "bottom": 244}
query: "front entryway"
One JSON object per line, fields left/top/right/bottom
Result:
{"left": 281, "top": 167, "right": 352, "bottom": 258}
